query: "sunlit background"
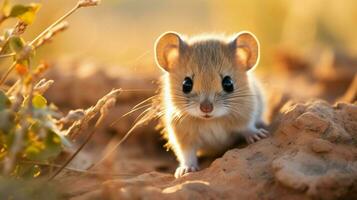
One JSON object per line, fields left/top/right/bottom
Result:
{"left": 6, "top": 0, "right": 357, "bottom": 75}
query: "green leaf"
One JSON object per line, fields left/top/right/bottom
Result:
{"left": 24, "top": 145, "right": 42, "bottom": 160}
{"left": 0, "top": 90, "right": 11, "bottom": 110}
{"left": 9, "top": 5, "right": 30, "bottom": 17}
{"left": 24, "top": 130, "right": 62, "bottom": 161}
{"left": 43, "top": 130, "right": 62, "bottom": 159}
{"left": 43, "top": 120, "right": 71, "bottom": 147}
{"left": 1, "top": 0, "right": 11, "bottom": 16}
{"left": 32, "top": 94, "right": 47, "bottom": 109}
{"left": 9, "top": 3, "right": 41, "bottom": 24}
{"left": 8, "top": 36, "right": 25, "bottom": 53}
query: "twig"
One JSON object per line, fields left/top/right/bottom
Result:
{"left": 0, "top": 61, "right": 16, "bottom": 86}
{"left": 0, "top": 52, "right": 15, "bottom": 58}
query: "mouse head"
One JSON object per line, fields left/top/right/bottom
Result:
{"left": 155, "top": 31, "right": 260, "bottom": 120}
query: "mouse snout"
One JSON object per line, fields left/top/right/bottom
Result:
{"left": 200, "top": 100, "right": 213, "bottom": 113}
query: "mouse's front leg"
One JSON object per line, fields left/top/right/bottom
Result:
{"left": 241, "top": 124, "right": 269, "bottom": 144}
{"left": 174, "top": 145, "right": 199, "bottom": 178}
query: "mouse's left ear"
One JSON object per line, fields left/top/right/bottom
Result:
{"left": 231, "top": 31, "right": 260, "bottom": 71}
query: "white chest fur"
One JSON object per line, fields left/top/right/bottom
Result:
{"left": 190, "top": 120, "right": 237, "bottom": 154}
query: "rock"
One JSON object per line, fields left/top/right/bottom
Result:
{"left": 272, "top": 151, "right": 319, "bottom": 192}
{"left": 272, "top": 149, "right": 357, "bottom": 200}
{"left": 311, "top": 139, "right": 332, "bottom": 153}
{"left": 294, "top": 112, "right": 329, "bottom": 134}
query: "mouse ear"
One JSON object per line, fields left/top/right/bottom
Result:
{"left": 155, "top": 31, "right": 183, "bottom": 72}
{"left": 231, "top": 31, "right": 260, "bottom": 71}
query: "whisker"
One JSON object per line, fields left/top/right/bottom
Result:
{"left": 131, "top": 96, "right": 157, "bottom": 110}
{"left": 122, "top": 104, "right": 152, "bottom": 118}
{"left": 121, "top": 89, "right": 156, "bottom": 92}
{"left": 111, "top": 95, "right": 158, "bottom": 126}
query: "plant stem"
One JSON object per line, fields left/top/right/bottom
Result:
{"left": 0, "top": 61, "right": 16, "bottom": 86}
{"left": 0, "top": 52, "right": 15, "bottom": 58}
{"left": 29, "top": 3, "right": 80, "bottom": 46}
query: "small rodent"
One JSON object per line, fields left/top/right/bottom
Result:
{"left": 154, "top": 31, "right": 269, "bottom": 178}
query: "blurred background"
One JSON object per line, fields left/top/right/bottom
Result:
{"left": 8, "top": 0, "right": 357, "bottom": 75}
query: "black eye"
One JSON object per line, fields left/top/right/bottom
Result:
{"left": 182, "top": 77, "right": 193, "bottom": 94}
{"left": 222, "top": 76, "right": 234, "bottom": 93}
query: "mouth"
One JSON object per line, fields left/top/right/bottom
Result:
{"left": 201, "top": 114, "right": 213, "bottom": 119}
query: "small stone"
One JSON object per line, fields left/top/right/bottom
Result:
{"left": 311, "top": 139, "right": 333, "bottom": 153}
{"left": 294, "top": 112, "right": 329, "bottom": 134}
{"left": 325, "top": 125, "right": 352, "bottom": 143}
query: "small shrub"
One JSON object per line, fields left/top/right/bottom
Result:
{"left": 0, "top": 0, "right": 111, "bottom": 180}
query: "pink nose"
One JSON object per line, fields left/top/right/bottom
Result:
{"left": 200, "top": 101, "right": 213, "bottom": 113}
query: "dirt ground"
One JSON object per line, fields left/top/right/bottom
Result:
{"left": 44, "top": 48, "right": 356, "bottom": 200}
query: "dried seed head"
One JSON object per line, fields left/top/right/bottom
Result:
{"left": 33, "top": 62, "right": 50, "bottom": 78}
{"left": 65, "top": 89, "right": 120, "bottom": 138}
{"left": 34, "top": 79, "right": 54, "bottom": 94}
{"left": 98, "top": 98, "right": 116, "bottom": 123}
{"left": 35, "top": 22, "right": 69, "bottom": 48}
{"left": 78, "top": 0, "right": 101, "bottom": 8}
{"left": 59, "top": 109, "right": 86, "bottom": 124}
{"left": 13, "top": 21, "right": 28, "bottom": 36}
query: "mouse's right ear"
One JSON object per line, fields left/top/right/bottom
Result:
{"left": 231, "top": 31, "right": 260, "bottom": 71}
{"left": 155, "top": 31, "right": 183, "bottom": 72}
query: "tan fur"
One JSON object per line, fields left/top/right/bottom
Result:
{"left": 154, "top": 31, "right": 267, "bottom": 177}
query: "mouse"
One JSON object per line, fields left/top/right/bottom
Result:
{"left": 154, "top": 31, "right": 269, "bottom": 178}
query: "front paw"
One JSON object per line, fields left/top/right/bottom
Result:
{"left": 243, "top": 128, "right": 269, "bottom": 144}
{"left": 175, "top": 165, "right": 199, "bottom": 178}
